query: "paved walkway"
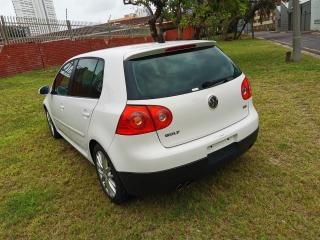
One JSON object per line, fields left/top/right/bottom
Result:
{"left": 255, "top": 31, "right": 320, "bottom": 56}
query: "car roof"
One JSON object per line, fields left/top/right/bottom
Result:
{"left": 72, "top": 40, "right": 216, "bottom": 61}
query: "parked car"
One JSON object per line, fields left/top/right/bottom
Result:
{"left": 38, "top": 40, "right": 259, "bottom": 204}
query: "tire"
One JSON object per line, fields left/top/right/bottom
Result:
{"left": 45, "top": 110, "right": 61, "bottom": 139}
{"left": 93, "top": 144, "right": 128, "bottom": 204}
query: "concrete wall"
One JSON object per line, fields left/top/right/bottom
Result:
{"left": 311, "top": 0, "right": 320, "bottom": 31}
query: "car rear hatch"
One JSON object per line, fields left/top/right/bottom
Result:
{"left": 124, "top": 42, "right": 249, "bottom": 148}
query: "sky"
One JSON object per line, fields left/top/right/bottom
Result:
{"left": 0, "top": 0, "right": 138, "bottom": 22}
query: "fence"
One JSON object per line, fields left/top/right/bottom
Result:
{"left": 0, "top": 15, "right": 150, "bottom": 45}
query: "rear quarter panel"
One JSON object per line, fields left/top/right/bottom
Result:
{"left": 87, "top": 52, "right": 128, "bottom": 160}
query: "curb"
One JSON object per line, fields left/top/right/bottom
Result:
{"left": 256, "top": 37, "right": 320, "bottom": 59}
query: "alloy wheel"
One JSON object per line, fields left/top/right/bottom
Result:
{"left": 95, "top": 151, "right": 116, "bottom": 198}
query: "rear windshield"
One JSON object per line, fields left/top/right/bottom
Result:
{"left": 125, "top": 46, "right": 242, "bottom": 100}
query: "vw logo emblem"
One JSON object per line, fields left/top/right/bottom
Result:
{"left": 208, "top": 95, "right": 218, "bottom": 109}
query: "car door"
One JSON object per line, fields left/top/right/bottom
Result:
{"left": 58, "top": 58, "right": 104, "bottom": 151}
{"left": 50, "top": 60, "right": 76, "bottom": 135}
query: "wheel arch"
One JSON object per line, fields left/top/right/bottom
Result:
{"left": 89, "top": 139, "right": 114, "bottom": 166}
{"left": 89, "top": 139, "right": 99, "bottom": 162}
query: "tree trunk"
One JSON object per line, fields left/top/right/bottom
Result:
{"left": 222, "top": 15, "right": 241, "bottom": 41}
{"left": 157, "top": 16, "right": 165, "bottom": 43}
{"left": 251, "top": 20, "right": 254, "bottom": 39}
{"left": 237, "top": 21, "right": 248, "bottom": 39}
{"left": 177, "top": 26, "right": 182, "bottom": 40}
{"left": 158, "top": 29, "right": 165, "bottom": 43}
{"left": 176, "top": 0, "right": 183, "bottom": 40}
{"left": 193, "top": 26, "right": 201, "bottom": 40}
{"left": 222, "top": 20, "right": 229, "bottom": 41}
{"left": 148, "top": 18, "right": 159, "bottom": 42}
{"left": 147, "top": 1, "right": 166, "bottom": 42}
{"left": 233, "top": 19, "right": 239, "bottom": 40}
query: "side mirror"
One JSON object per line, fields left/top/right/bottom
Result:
{"left": 38, "top": 85, "right": 50, "bottom": 95}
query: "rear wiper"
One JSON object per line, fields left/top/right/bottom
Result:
{"left": 201, "top": 77, "right": 233, "bottom": 89}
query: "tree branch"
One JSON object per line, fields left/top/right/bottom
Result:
{"left": 123, "top": 0, "right": 154, "bottom": 16}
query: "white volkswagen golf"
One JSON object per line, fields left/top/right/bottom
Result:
{"left": 39, "top": 40, "right": 259, "bottom": 203}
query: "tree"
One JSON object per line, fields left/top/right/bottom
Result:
{"left": 163, "top": 0, "right": 187, "bottom": 40}
{"left": 177, "top": 0, "right": 216, "bottom": 39}
{"left": 179, "top": 0, "right": 275, "bottom": 40}
{"left": 123, "top": 0, "right": 276, "bottom": 41}
{"left": 123, "top": 0, "right": 167, "bottom": 42}
{"left": 236, "top": 0, "right": 275, "bottom": 39}
{"left": 215, "top": 0, "right": 248, "bottom": 40}
{"left": 174, "top": 0, "right": 247, "bottom": 40}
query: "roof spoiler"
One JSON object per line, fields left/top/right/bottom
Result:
{"left": 125, "top": 41, "right": 216, "bottom": 61}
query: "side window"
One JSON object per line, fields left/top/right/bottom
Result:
{"left": 70, "top": 58, "right": 98, "bottom": 98}
{"left": 53, "top": 61, "right": 75, "bottom": 96}
{"left": 91, "top": 60, "right": 104, "bottom": 98}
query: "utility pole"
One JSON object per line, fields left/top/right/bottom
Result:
{"left": 292, "top": 0, "right": 301, "bottom": 62}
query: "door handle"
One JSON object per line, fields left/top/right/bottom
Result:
{"left": 82, "top": 110, "right": 90, "bottom": 118}
{"left": 59, "top": 104, "right": 64, "bottom": 111}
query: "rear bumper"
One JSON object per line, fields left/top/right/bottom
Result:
{"left": 118, "top": 128, "right": 259, "bottom": 196}
{"left": 108, "top": 104, "right": 259, "bottom": 173}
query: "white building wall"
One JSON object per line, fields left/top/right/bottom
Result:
{"left": 12, "top": 0, "right": 58, "bottom": 35}
{"left": 12, "top": 0, "right": 36, "bottom": 19}
{"left": 43, "top": 0, "right": 57, "bottom": 20}
{"left": 311, "top": 0, "right": 320, "bottom": 31}
{"left": 32, "top": 0, "right": 46, "bottom": 19}
{"left": 12, "top": 0, "right": 57, "bottom": 20}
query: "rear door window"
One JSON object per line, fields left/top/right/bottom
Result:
{"left": 70, "top": 58, "right": 99, "bottom": 98}
{"left": 125, "top": 46, "right": 242, "bottom": 100}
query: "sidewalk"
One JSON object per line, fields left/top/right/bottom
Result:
{"left": 255, "top": 31, "right": 320, "bottom": 56}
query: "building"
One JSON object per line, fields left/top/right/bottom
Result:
{"left": 252, "top": 0, "right": 282, "bottom": 31}
{"left": 311, "top": 0, "right": 320, "bottom": 30}
{"left": 12, "top": 0, "right": 58, "bottom": 34}
{"left": 135, "top": 7, "right": 150, "bottom": 17}
{"left": 276, "top": 0, "right": 320, "bottom": 31}
{"left": 12, "top": 0, "right": 57, "bottom": 20}
{"left": 277, "top": 1, "right": 289, "bottom": 31}
{"left": 253, "top": 10, "right": 277, "bottom": 31}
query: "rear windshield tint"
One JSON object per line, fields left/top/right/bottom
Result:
{"left": 125, "top": 46, "right": 242, "bottom": 100}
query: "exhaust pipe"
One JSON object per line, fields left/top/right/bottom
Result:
{"left": 185, "top": 180, "right": 192, "bottom": 187}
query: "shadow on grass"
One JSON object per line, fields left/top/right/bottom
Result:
{"left": 113, "top": 154, "right": 254, "bottom": 217}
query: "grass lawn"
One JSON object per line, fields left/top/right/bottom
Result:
{"left": 0, "top": 39, "right": 319, "bottom": 239}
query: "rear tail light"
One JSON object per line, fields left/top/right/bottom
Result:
{"left": 241, "top": 77, "right": 252, "bottom": 100}
{"left": 116, "top": 105, "right": 173, "bottom": 135}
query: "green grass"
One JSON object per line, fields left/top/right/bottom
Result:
{"left": 0, "top": 187, "right": 56, "bottom": 226}
{"left": 0, "top": 39, "right": 319, "bottom": 239}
